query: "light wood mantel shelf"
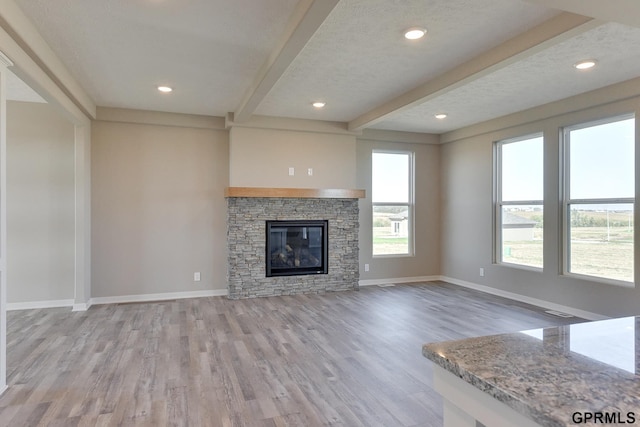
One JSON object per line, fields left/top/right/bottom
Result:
{"left": 224, "top": 187, "right": 366, "bottom": 199}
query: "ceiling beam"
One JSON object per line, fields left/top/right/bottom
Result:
{"left": 348, "top": 12, "right": 599, "bottom": 131}
{"left": 0, "top": 0, "right": 96, "bottom": 120}
{"left": 233, "top": 0, "right": 339, "bottom": 123}
{"left": 523, "top": 0, "right": 640, "bottom": 29}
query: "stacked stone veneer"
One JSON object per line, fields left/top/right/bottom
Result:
{"left": 227, "top": 197, "right": 359, "bottom": 299}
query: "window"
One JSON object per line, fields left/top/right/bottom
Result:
{"left": 372, "top": 151, "right": 414, "bottom": 256}
{"left": 495, "top": 135, "right": 544, "bottom": 268}
{"left": 563, "top": 115, "right": 635, "bottom": 283}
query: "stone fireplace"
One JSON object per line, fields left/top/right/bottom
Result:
{"left": 225, "top": 187, "right": 364, "bottom": 299}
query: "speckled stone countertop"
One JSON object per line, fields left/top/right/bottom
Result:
{"left": 423, "top": 316, "right": 640, "bottom": 427}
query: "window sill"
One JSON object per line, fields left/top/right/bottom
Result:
{"left": 373, "top": 253, "right": 414, "bottom": 259}
{"left": 562, "top": 272, "right": 635, "bottom": 289}
{"left": 496, "top": 262, "right": 543, "bottom": 273}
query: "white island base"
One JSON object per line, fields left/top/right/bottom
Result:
{"left": 434, "top": 365, "right": 541, "bottom": 427}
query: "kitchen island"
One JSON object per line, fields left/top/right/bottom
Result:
{"left": 423, "top": 316, "right": 640, "bottom": 427}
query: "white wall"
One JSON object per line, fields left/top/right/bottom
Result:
{"left": 440, "top": 87, "right": 640, "bottom": 318}
{"left": 229, "top": 123, "right": 356, "bottom": 189}
{"left": 229, "top": 122, "right": 443, "bottom": 283}
{"left": 91, "top": 113, "right": 229, "bottom": 298}
{"left": 7, "top": 101, "right": 75, "bottom": 304}
{"left": 91, "top": 114, "right": 445, "bottom": 297}
{"left": 357, "top": 131, "right": 441, "bottom": 281}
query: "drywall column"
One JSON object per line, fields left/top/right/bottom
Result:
{"left": 0, "top": 51, "right": 13, "bottom": 395}
{"left": 0, "top": 0, "right": 95, "bottom": 314}
{"left": 73, "top": 123, "right": 91, "bottom": 311}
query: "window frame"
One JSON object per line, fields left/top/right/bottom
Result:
{"left": 371, "top": 149, "right": 415, "bottom": 258}
{"left": 561, "top": 114, "right": 635, "bottom": 285}
{"left": 494, "top": 133, "right": 544, "bottom": 270}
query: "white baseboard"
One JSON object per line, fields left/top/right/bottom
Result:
{"left": 90, "top": 289, "right": 228, "bottom": 306}
{"left": 7, "top": 290, "right": 229, "bottom": 311}
{"left": 7, "top": 299, "right": 74, "bottom": 311}
{"left": 438, "top": 276, "right": 608, "bottom": 321}
{"left": 359, "top": 276, "right": 440, "bottom": 287}
{"left": 72, "top": 302, "right": 92, "bottom": 312}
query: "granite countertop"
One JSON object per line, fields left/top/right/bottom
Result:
{"left": 423, "top": 316, "right": 640, "bottom": 427}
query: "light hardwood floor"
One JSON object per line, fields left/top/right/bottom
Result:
{"left": 0, "top": 281, "right": 580, "bottom": 426}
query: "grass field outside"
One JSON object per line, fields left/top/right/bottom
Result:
{"left": 504, "top": 225, "right": 633, "bottom": 282}
{"left": 373, "top": 226, "right": 409, "bottom": 255}
{"left": 374, "top": 207, "right": 633, "bottom": 281}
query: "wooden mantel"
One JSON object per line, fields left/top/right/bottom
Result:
{"left": 224, "top": 187, "right": 366, "bottom": 199}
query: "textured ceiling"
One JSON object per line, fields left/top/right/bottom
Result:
{"left": 372, "top": 22, "right": 640, "bottom": 133}
{"left": 255, "top": 0, "right": 558, "bottom": 122}
{"left": 8, "top": 0, "right": 640, "bottom": 135}
{"left": 14, "top": 0, "right": 300, "bottom": 115}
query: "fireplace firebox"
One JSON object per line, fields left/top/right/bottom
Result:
{"left": 266, "top": 220, "right": 328, "bottom": 277}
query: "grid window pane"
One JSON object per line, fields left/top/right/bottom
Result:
{"left": 372, "top": 151, "right": 413, "bottom": 257}
{"left": 373, "top": 205, "right": 410, "bottom": 256}
{"left": 501, "top": 137, "right": 543, "bottom": 202}
{"left": 565, "top": 115, "right": 635, "bottom": 283}
{"left": 497, "top": 135, "right": 543, "bottom": 268}
{"left": 372, "top": 152, "right": 409, "bottom": 203}
{"left": 568, "top": 204, "right": 633, "bottom": 282}
{"left": 569, "top": 118, "right": 634, "bottom": 200}
{"left": 501, "top": 206, "right": 543, "bottom": 268}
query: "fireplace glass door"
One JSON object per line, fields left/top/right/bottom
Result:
{"left": 266, "top": 220, "right": 328, "bottom": 277}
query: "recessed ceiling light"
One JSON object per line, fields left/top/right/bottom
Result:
{"left": 404, "top": 27, "right": 427, "bottom": 40}
{"left": 573, "top": 60, "right": 597, "bottom": 70}
{"left": 435, "top": 113, "right": 447, "bottom": 119}
{"left": 157, "top": 85, "right": 173, "bottom": 93}
{"left": 312, "top": 101, "right": 326, "bottom": 108}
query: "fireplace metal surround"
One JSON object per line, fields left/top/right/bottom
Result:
{"left": 266, "top": 220, "right": 328, "bottom": 277}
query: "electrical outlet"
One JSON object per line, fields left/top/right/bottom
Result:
{"left": 479, "top": 268, "right": 484, "bottom": 277}
{"left": 308, "top": 168, "right": 313, "bottom": 176}
{"left": 288, "top": 167, "right": 295, "bottom": 176}
{"left": 364, "top": 264, "right": 370, "bottom": 272}
{"left": 194, "top": 272, "right": 201, "bottom": 282}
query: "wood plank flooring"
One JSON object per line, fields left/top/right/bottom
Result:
{"left": 0, "top": 281, "right": 581, "bottom": 426}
